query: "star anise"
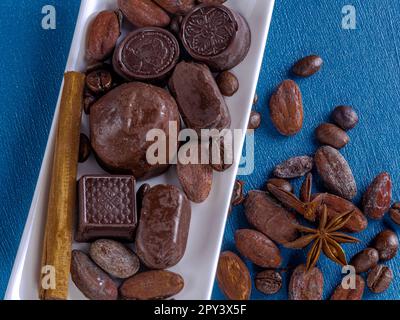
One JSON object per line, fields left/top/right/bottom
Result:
{"left": 286, "top": 205, "right": 360, "bottom": 271}
{"left": 267, "top": 182, "right": 323, "bottom": 221}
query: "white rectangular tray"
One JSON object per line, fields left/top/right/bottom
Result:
{"left": 5, "top": 0, "right": 275, "bottom": 300}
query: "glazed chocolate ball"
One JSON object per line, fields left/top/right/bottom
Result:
{"left": 90, "top": 82, "right": 180, "bottom": 179}
{"left": 216, "top": 71, "right": 239, "bottom": 97}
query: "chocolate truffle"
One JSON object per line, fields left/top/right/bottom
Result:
{"left": 135, "top": 184, "right": 192, "bottom": 269}
{"left": 180, "top": 4, "right": 251, "bottom": 71}
{"left": 76, "top": 175, "right": 137, "bottom": 242}
{"left": 113, "top": 27, "right": 180, "bottom": 82}
{"left": 90, "top": 82, "right": 180, "bottom": 179}
{"left": 169, "top": 61, "right": 231, "bottom": 132}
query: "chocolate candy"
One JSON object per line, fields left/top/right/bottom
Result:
{"left": 113, "top": 27, "right": 180, "bottom": 82}
{"left": 135, "top": 184, "right": 191, "bottom": 269}
{"left": 90, "top": 82, "right": 180, "bottom": 179}
{"left": 75, "top": 175, "right": 137, "bottom": 242}
{"left": 169, "top": 61, "right": 231, "bottom": 132}
{"left": 180, "top": 4, "right": 251, "bottom": 71}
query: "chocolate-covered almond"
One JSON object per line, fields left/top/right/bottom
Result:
{"left": 71, "top": 250, "right": 118, "bottom": 300}
{"left": 120, "top": 270, "right": 184, "bottom": 300}
{"left": 350, "top": 248, "right": 379, "bottom": 273}
{"left": 181, "top": 4, "right": 251, "bottom": 71}
{"left": 235, "top": 229, "right": 282, "bottom": 268}
{"left": 118, "top": 0, "right": 170, "bottom": 28}
{"left": 169, "top": 61, "right": 231, "bottom": 132}
{"left": 292, "top": 55, "right": 323, "bottom": 77}
{"left": 244, "top": 190, "right": 298, "bottom": 245}
{"left": 113, "top": 27, "right": 180, "bottom": 82}
{"left": 90, "top": 82, "right": 180, "bottom": 179}
{"left": 135, "top": 184, "right": 191, "bottom": 269}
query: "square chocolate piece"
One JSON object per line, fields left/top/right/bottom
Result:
{"left": 76, "top": 175, "right": 137, "bottom": 242}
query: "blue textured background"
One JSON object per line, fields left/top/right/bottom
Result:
{"left": 0, "top": 0, "right": 399, "bottom": 300}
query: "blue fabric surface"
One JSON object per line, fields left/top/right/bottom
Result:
{"left": 0, "top": 0, "right": 399, "bottom": 300}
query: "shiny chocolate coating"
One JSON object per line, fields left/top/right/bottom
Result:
{"left": 76, "top": 175, "right": 137, "bottom": 242}
{"left": 135, "top": 184, "right": 191, "bottom": 269}
{"left": 90, "top": 82, "right": 180, "bottom": 179}
{"left": 181, "top": 4, "right": 251, "bottom": 71}
{"left": 169, "top": 61, "right": 231, "bottom": 132}
{"left": 113, "top": 27, "right": 180, "bottom": 82}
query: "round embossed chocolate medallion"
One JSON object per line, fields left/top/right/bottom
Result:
{"left": 182, "top": 5, "right": 236, "bottom": 57}
{"left": 113, "top": 27, "right": 180, "bottom": 82}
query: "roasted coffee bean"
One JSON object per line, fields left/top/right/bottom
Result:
{"left": 350, "top": 248, "right": 379, "bottom": 273}
{"left": 177, "top": 142, "right": 213, "bottom": 203}
{"left": 120, "top": 270, "right": 184, "bottom": 300}
{"left": 217, "top": 251, "right": 251, "bottom": 300}
{"left": 273, "top": 155, "right": 313, "bottom": 179}
{"left": 269, "top": 80, "right": 303, "bottom": 136}
{"left": 289, "top": 264, "right": 324, "bottom": 300}
{"left": 79, "top": 133, "right": 91, "bottom": 163}
{"left": 216, "top": 71, "right": 239, "bottom": 97}
{"left": 209, "top": 137, "right": 233, "bottom": 172}
{"left": 71, "top": 250, "right": 118, "bottom": 300}
{"left": 255, "top": 270, "right": 283, "bottom": 295}
{"left": 136, "top": 183, "right": 150, "bottom": 218}
{"left": 169, "top": 15, "right": 183, "bottom": 35}
{"left": 373, "top": 230, "right": 399, "bottom": 261}
{"left": 363, "top": 172, "right": 392, "bottom": 220}
{"left": 330, "top": 275, "right": 365, "bottom": 300}
{"left": 86, "top": 69, "right": 113, "bottom": 94}
{"left": 245, "top": 190, "right": 298, "bottom": 245}
{"left": 231, "top": 180, "right": 245, "bottom": 206}
{"left": 83, "top": 90, "right": 96, "bottom": 115}
{"left": 314, "top": 146, "right": 357, "bottom": 200}
{"left": 315, "top": 123, "right": 350, "bottom": 149}
{"left": 154, "top": 0, "right": 195, "bottom": 15}
{"left": 118, "top": 0, "right": 170, "bottom": 27}
{"left": 292, "top": 55, "right": 323, "bottom": 77}
{"left": 89, "top": 239, "right": 140, "bottom": 279}
{"left": 235, "top": 229, "right": 282, "bottom": 268}
{"left": 86, "top": 11, "right": 121, "bottom": 62}
{"left": 266, "top": 178, "right": 293, "bottom": 193}
{"left": 253, "top": 93, "right": 258, "bottom": 105}
{"left": 389, "top": 202, "right": 400, "bottom": 225}
{"left": 367, "top": 265, "right": 393, "bottom": 293}
{"left": 248, "top": 111, "right": 261, "bottom": 130}
{"left": 331, "top": 105, "right": 359, "bottom": 131}
{"left": 313, "top": 193, "right": 368, "bottom": 233}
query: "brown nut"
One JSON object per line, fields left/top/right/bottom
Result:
{"left": 71, "top": 250, "right": 118, "bottom": 300}
{"left": 289, "top": 264, "right": 324, "bottom": 300}
{"left": 331, "top": 105, "right": 359, "bottom": 131}
{"left": 235, "top": 229, "right": 282, "bottom": 268}
{"left": 292, "top": 55, "right": 323, "bottom": 77}
{"left": 216, "top": 251, "right": 251, "bottom": 300}
{"left": 273, "top": 155, "right": 313, "bottom": 179}
{"left": 330, "top": 275, "right": 365, "bottom": 300}
{"left": 269, "top": 80, "right": 303, "bottom": 136}
{"left": 266, "top": 178, "right": 293, "bottom": 194}
{"left": 154, "top": 0, "right": 195, "bottom": 15}
{"left": 248, "top": 111, "right": 261, "bottom": 130}
{"left": 372, "top": 230, "right": 399, "bottom": 261}
{"left": 315, "top": 123, "right": 350, "bottom": 149}
{"left": 367, "top": 265, "right": 393, "bottom": 293}
{"left": 120, "top": 270, "right": 184, "bottom": 300}
{"left": 216, "top": 71, "right": 239, "bottom": 97}
{"left": 314, "top": 146, "right": 357, "bottom": 200}
{"left": 389, "top": 202, "right": 400, "bottom": 225}
{"left": 118, "top": 0, "right": 170, "bottom": 27}
{"left": 89, "top": 239, "right": 140, "bottom": 279}
{"left": 363, "top": 172, "right": 392, "bottom": 220}
{"left": 86, "top": 11, "right": 121, "bottom": 62}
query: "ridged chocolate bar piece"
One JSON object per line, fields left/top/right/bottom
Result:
{"left": 76, "top": 175, "right": 137, "bottom": 242}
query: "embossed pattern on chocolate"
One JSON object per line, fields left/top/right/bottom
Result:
{"left": 113, "top": 27, "right": 180, "bottom": 81}
{"left": 76, "top": 175, "right": 137, "bottom": 242}
{"left": 182, "top": 6, "right": 235, "bottom": 56}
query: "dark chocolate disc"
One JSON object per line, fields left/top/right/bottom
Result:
{"left": 113, "top": 27, "right": 180, "bottom": 82}
{"left": 182, "top": 5, "right": 236, "bottom": 57}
